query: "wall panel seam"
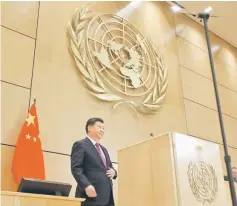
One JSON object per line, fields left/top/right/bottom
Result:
{"left": 1, "top": 80, "right": 30, "bottom": 90}
{"left": 177, "top": 35, "right": 237, "bottom": 69}
{"left": 180, "top": 65, "right": 237, "bottom": 94}
{"left": 2, "top": 140, "right": 237, "bottom": 152}
{"left": 173, "top": 12, "right": 188, "bottom": 134}
{"left": 1, "top": 143, "right": 118, "bottom": 164}
{"left": 184, "top": 98, "right": 237, "bottom": 121}
{"left": 1, "top": 25, "right": 36, "bottom": 40}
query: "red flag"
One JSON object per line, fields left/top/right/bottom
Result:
{"left": 11, "top": 102, "right": 45, "bottom": 184}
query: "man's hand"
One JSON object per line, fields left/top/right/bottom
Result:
{"left": 106, "top": 167, "right": 116, "bottom": 179}
{"left": 85, "top": 185, "right": 97, "bottom": 197}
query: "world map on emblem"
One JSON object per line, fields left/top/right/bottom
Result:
{"left": 86, "top": 14, "right": 159, "bottom": 96}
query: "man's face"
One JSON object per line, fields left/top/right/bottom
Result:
{"left": 88, "top": 121, "right": 104, "bottom": 139}
{"left": 233, "top": 168, "right": 237, "bottom": 179}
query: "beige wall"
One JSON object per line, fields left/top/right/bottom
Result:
{"left": 1, "top": 1, "right": 237, "bottom": 202}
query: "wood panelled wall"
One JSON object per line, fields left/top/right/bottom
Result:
{"left": 1, "top": 1, "right": 237, "bottom": 204}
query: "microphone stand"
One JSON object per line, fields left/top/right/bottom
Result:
{"left": 193, "top": 12, "right": 237, "bottom": 206}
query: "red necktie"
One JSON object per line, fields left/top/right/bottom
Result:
{"left": 95, "top": 143, "right": 107, "bottom": 168}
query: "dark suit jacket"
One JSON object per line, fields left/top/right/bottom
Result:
{"left": 71, "top": 137, "right": 117, "bottom": 206}
{"left": 224, "top": 175, "right": 237, "bottom": 183}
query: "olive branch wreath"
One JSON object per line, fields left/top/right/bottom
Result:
{"left": 68, "top": 5, "right": 168, "bottom": 115}
{"left": 187, "top": 161, "right": 218, "bottom": 203}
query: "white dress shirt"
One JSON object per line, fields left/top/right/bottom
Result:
{"left": 87, "top": 136, "right": 106, "bottom": 160}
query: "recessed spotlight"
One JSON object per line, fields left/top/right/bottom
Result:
{"left": 171, "top": 5, "right": 181, "bottom": 13}
{"left": 204, "top": 6, "right": 212, "bottom": 13}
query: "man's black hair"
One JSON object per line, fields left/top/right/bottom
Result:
{"left": 85, "top": 117, "right": 104, "bottom": 134}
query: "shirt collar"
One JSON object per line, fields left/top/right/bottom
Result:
{"left": 87, "top": 135, "right": 97, "bottom": 146}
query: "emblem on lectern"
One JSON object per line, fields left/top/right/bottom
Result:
{"left": 68, "top": 5, "right": 168, "bottom": 114}
{"left": 187, "top": 161, "right": 218, "bottom": 204}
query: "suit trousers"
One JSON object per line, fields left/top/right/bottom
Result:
{"left": 82, "top": 189, "right": 114, "bottom": 206}
{"left": 82, "top": 203, "right": 114, "bottom": 206}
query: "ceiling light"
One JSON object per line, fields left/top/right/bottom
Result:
{"left": 211, "top": 45, "right": 220, "bottom": 53}
{"left": 204, "top": 6, "right": 212, "bottom": 13}
{"left": 171, "top": 5, "right": 181, "bottom": 13}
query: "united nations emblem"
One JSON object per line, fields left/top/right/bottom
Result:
{"left": 187, "top": 161, "right": 218, "bottom": 204}
{"left": 68, "top": 5, "right": 168, "bottom": 114}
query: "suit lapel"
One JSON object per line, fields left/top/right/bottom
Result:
{"left": 85, "top": 137, "right": 107, "bottom": 170}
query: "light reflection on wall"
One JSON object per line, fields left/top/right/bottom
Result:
{"left": 116, "top": 0, "right": 142, "bottom": 20}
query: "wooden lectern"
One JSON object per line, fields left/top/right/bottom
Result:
{"left": 118, "top": 132, "right": 228, "bottom": 206}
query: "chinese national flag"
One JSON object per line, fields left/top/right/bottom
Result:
{"left": 11, "top": 102, "right": 45, "bottom": 184}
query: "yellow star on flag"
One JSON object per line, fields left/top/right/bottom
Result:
{"left": 25, "top": 134, "right": 31, "bottom": 140}
{"left": 25, "top": 113, "right": 35, "bottom": 127}
{"left": 33, "top": 137, "right": 37, "bottom": 142}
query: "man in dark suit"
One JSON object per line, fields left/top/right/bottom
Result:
{"left": 71, "top": 117, "right": 117, "bottom": 206}
{"left": 224, "top": 167, "right": 237, "bottom": 183}
{"left": 233, "top": 167, "right": 237, "bottom": 182}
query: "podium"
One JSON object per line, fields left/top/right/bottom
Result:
{"left": 118, "top": 132, "right": 228, "bottom": 206}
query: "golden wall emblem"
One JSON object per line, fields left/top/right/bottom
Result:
{"left": 68, "top": 5, "right": 168, "bottom": 114}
